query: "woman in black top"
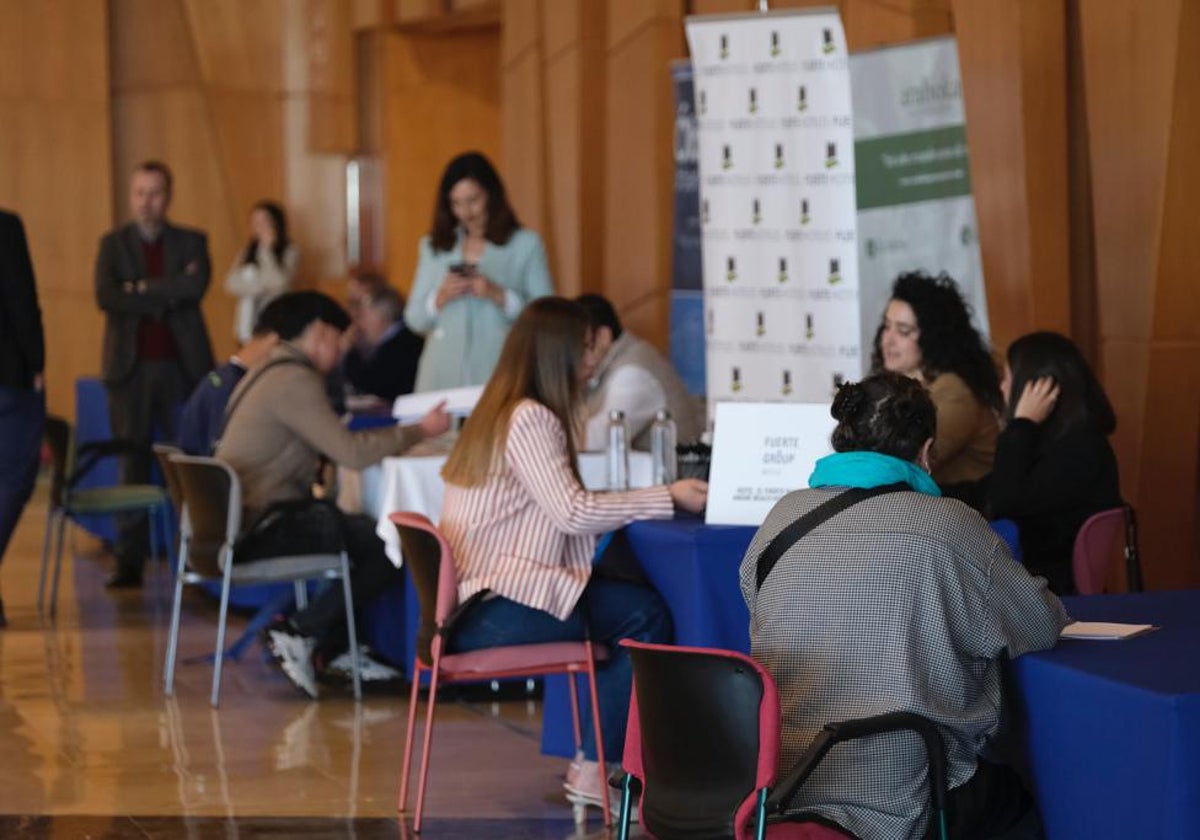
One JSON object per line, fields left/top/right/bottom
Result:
{"left": 987, "top": 332, "right": 1122, "bottom": 594}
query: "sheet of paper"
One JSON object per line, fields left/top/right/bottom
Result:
{"left": 392, "top": 385, "right": 484, "bottom": 421}
{"left": 1060, "top": 621, "right": 1158, "bottom": 641}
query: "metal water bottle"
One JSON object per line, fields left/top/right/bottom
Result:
{"left": 606, "top": 410, "right": 630, "bottom": 491}
{"left": 650, "top": 410, "right": 677, "bottom": 485}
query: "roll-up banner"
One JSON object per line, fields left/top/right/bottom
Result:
{"left": 669, "top": 60, "right": 706, "bottom": 396}
{"left": 686, "top": 8, "right": 860, "bottom": 406}
{"left": 851, "top": 35, "right": 989, "bottom": 354}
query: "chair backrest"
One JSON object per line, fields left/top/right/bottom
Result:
{"left": 43, "top": 415, "right": 72, "bottom": 508}
{"left": 621, "top": 640, "right": 780, "bottom": 840}
{"left": 170, "top": 455, "right": 242, "bottom": 577}
{"left": 153, "top": 443, "right": 186, "bottom": 514}
{"left": 1073, "top": 506, "right": 1130, "bottom": 595}
{"left": 389, "top": 512, "right": 461, "bottom": 663}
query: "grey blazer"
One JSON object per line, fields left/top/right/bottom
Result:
{"left": 94, "top": 222, "right": 215, "bottom": 388}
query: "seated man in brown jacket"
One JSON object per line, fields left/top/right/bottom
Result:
{"left": 216, "top": 291, "right": 449, "bottom": 698}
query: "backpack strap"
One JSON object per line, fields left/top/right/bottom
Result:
{"left": 755, "top": 482, "right": 909, "bottom": 592}
{"left": 216, "top": 356, "right": 310, "bottom": 446}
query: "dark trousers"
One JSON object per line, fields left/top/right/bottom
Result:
{"left": 930, "top": 760, "right": 1043, "bottom": 840}
{"left": 0, "top": 387, "right": 44, "bottom": 563}
{"left": 106, "top": 360, "right": 186, "bottom": 566}
{"left": 449, "top": 579, "right": 673, "bottom": 761}
{"left": 235, "top": 504, "right": 402, "bottom": 662}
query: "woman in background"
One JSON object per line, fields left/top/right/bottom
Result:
{"left": 872, "top": 271, "right": 1002, "bottom": 485}
{"left": 987, "top": 331, "right": 1122, "bottom": 594}
{"left": 224, "top": 200, "right": 297, "bottom": 343}
{"left": 404, "top": 152, "right": 553, "bottom": 392}
{"left": 439, "top": 297, "right": 707, "bottom": 811}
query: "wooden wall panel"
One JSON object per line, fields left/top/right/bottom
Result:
{"left": 0, "top": 0, "right": 111, "bottom": 421}
{"left": 602, "top": 4, "right": 684, "bottom": 348}
{"left": 382, "top": 28, "right": 502, "bottom": 293}
{"left": 953, "top": 0, "right": 1071, "bottom": 351}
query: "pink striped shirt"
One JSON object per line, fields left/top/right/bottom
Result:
{"left": 440, "top": 399, "right": 675, "bottom": 620}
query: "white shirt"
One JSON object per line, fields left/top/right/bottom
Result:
{"left": 583, "top": 364, "right": 666, "bottom": 451}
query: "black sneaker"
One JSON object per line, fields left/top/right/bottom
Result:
{"left": 261, "top": 617, "right": 319, "bottom": 699}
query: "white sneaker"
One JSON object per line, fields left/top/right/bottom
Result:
{"left": 324, "top": 646, "right": 403, "bottom": 683}
{"left": 564, "top": 758, "right": 632, "bottom": 817}
{"left": 264, "top": 621, "right": 319, "bottom": 699}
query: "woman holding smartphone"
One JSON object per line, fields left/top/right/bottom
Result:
{"left": 404, "top": 152, "right": 554, "bottom": 392}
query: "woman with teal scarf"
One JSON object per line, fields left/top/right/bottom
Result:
{"left": 739, "top": 372, "right": 1065, "bottom": 840}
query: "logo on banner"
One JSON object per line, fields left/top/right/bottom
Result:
{"left": 770, "top": 31, "right": 781, "bottom": 57}
{"left": 731, "top": 366, "right": 742, "bottom": 392}
{"left": 774, "top": 143, "right": 785, "bottom": 169}
{"left": 706, "top": 309, "right": 714, "bottom": 336}
{"left": 702, "top": 198, "right": 710, "bottom": 225}
{"left": 722, "top": 144, "right": 733, "bottom": 170}
{"left": 756, "top": 312, "right": 766, "bottom": 336}
{"left": 865, "top": 238, "right": 877, "bottom": 258}
{"left": 778, "top": 257, "right": 788, "bottom": 284}
{"left": 752, "top": 198, "right": 761, "bottom": 225}
{"left": 960, "top": 225, "right": 974, "bottom": 245}
{"left": 782, "top": 369, "right": 793, "bottom": 396}
{"left": 699, "top": 89, "right": 707, "bottom": 116}
{"left": 822, "top": 28, "right": 835, "bottom": 55}
{"left": 720, "top": 34, "right": 729, "bottom": 59}
{"left": 805, "top": 313, "right": 814, "bottom": 340}
{"left": 801, "top": 198, "right": 811, "bottom": 225}
{"left": 797, "top": 85, "right": 808, "bottom": 112}
{"left": 726, "top": 256, "right": 737, "bottom": 282}
{"left": 825, "top": 142, "right": 838, "bottom": 168}
{"left": 748, "top": 87, "right": 758, "bottom": 114}
{"left": 828, "top": 258, "right": 842, "bottom": 285}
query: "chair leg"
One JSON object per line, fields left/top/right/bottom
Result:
{"left": 37, "top": 509, "right": 57, "bottom": 615}
{"left": 49, "top": 515, "right": 68, "bottom": 620}
{"left": 567, "top": 672, "right": 583, "bottom": 752}
{"left": 210, "top": 557, "right": 235, "bottom": 708}
{"left": 585, "top": 647, "right": 611, "bottom": 827}
{"left": 163, "top": 538, "right": 190, "bottom": 695}
{"left": 618, "top": 775, "right": 636, "bottom": 840}
{"left": 412, "top": 657, "right": 443, "bottom": 833}
{"left": 398, "top": 662, "right": 424, "bottom": 814}
{"left": 339, "top": 554, "right": 362, "bottom": 701}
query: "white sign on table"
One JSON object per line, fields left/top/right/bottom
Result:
{"left": 705, "top": 401, "right": 836, "bottom": 526}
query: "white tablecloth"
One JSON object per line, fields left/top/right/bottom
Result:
{"left": 367, "top": 451, "right": 654, "bottom": 564}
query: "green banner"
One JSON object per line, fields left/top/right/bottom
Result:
{"left": 855, "top": 125, "right": 972, "bottom": 209}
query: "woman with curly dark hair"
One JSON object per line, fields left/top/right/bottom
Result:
{"left": 871, "top": 271, "right": 1001, "bottom": 484}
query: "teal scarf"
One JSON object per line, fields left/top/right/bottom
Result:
{"left": 808, "top": 451, "right": 942, "bottom": 497}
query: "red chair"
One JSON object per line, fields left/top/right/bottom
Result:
{"left": 615, "top": 640, "right": 949, "bottom": 840}
{"left": 389, "top": 512, "right": 611, "bottom": 832}
{"left": 1073, "top": 505, "right": 1142, "bottom": 595}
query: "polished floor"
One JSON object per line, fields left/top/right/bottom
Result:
{"left": 0, "top": 479, "right": 615, "bottom": 838}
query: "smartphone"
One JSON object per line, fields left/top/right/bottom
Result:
{"left": 449, "top": 262, "right": 477, "bottom": 276}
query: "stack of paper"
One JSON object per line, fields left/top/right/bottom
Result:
{"left": 1060, "top": 622, "right": 1158, "bottom": 641}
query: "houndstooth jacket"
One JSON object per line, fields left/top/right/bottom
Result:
{"left": 739, "top": 487, "right": 1068, "bottom": 840}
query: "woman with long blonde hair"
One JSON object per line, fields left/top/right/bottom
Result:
{"left": 440, "top": 296, "right": 707, "bottom": 811}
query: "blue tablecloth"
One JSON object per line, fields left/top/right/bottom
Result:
{"left": 540, "top": 520, "right": 1198, "bottom": 839}
{"left": 1011, "top": 591, "right": 1200, "bottom": 839}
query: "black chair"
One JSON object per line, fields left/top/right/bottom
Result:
{"left": 38, "top": 416, "right": 171, "bottom": 617}
{"left": 616, "top": 640, "right": 949, "bottom": 840}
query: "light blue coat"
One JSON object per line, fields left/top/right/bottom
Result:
{"left": 404, "top": 228, "right": 553, "bottom": 392}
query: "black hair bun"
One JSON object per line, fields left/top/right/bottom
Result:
{"left": 832, "top": 381, "right": 868, "bottom": 422}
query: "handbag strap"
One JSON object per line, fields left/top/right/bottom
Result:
{"left": 755, "top": 482, "right": 909, "bottom": 592}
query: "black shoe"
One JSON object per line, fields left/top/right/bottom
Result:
{"left": 105, "top": 566, "right": 143, "bottom": 589}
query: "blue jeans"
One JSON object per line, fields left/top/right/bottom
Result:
{"left": 449, "top": 579, "right": 673, "bottom": 761}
